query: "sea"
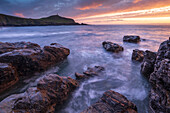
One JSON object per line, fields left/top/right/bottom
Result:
{"left": 0, "top": 25, "right": 169, "bottom": 113}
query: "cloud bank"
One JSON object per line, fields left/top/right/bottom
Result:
{"left": 0, "top": 0, "right": 170, "bottom": 24}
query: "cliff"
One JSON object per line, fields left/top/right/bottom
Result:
{"left": 0, "top": 14, "right": 83, "bottom": 26}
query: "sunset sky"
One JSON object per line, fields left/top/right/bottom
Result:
{"left": 0, "top": 0, "right": 170, "bottom": 25}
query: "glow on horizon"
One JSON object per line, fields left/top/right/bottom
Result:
{"left": 75, "top": 6, "right": 170, "bottom": 25}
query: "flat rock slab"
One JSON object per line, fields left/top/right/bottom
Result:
{"left": 82, "top": 90, "right": 137, "bottom": 113}
{"left": 102, "top": 41, "right": 124, "bottom": 53}
{"left": 123, "top": 36, "right": 141, "bottom": 43}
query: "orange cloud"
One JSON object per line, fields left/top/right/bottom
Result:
{"left": 14, "top": 13, "right": 25, "bottom": 18}
{"left": 75, "top": 6, "right": 170, "bottom": 25}
{"left": 133, "top": 0, "right": 142, "bottom": 3}
{"left": 76, "top": 3, "right": 102, "bottom": 10}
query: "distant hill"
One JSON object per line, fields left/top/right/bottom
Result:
{"left": 0, "top": 14, "right": 86, "bottom": 26}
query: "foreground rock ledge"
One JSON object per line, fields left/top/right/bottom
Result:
{"left": 102, "top": 41, "right": 124, "bottom": 53}
{"left": 0, "top": 74, "right": 79, "bottom": 113}
{"left": 82, "top": 90, "right": 137, "bottom": 113}
{"left": 0, "top": 42, "right": 70, "bottom": 93}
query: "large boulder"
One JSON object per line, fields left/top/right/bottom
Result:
{"left": 0, "top": 42, "right": 70, "bottom": 93}
{"left": 82, "top": 90, "right": 137, "bottom": 113}
{"left": 140, "top": 50, "right": 157, "bottom": 78}
{"left": 75, "top": 66, "right": 105, "bottom": 81}
{"left": 102, "top": 41, "right": 124, "bottom": 53}
{"left": 149, "top": 39, "right": 170, "bottom": 113}
{"left": 0, "top": 74, "right": 79, "bottom": 113}
{"left": 0, "top": 63, "right": 18, "bottom": 93}
{"left": 123, "top": 36, "right": 141, "bottom": 43}
{"left": 132, "top": 49, "right": 145, "bottom": 62}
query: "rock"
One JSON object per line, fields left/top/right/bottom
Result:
{"left": 0, "top": 42, "right": 70, "bottom": 77}
{"left": 149, "top": 39, "right": 170, "bottom": 113}
{"left": 82, "top": 90, "right": 137, "bottom": 113}
{"left": 0, "top": 42, "right": 70, "bottom": 93}
{"left": 141, "top": 39, "right": 146, "bottom": 41}
{"left": 43, "top": 43, "right": 70, "bottom": 62}
{"left": 75, "top": 72, "right": 89, "bottom": 80}
{"left": 132, "top": 49, "right": 145, "bottom": 62}
{"left": 102, "top": 41, "right": 124, "bottom": 52}
{"left": 0, "top": 41, "right": 40, "bottom": 54}
{"left": 0, "top": 63, "right": 18, "bottom": 93}
{"left": 140, "top": 50, "right": 157, "bottom": 78}
{"left": 75, "top": 66, "right": 105, "bottom": 81}
{"left": 0, "top": 74, "right": 79, "bottom": 113}
{"left": 123, "top": 36, "right": 141, "bottom": 43}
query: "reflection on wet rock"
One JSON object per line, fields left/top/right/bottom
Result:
{"left": 82, "top": 90, "right": 138, "bottom": 113}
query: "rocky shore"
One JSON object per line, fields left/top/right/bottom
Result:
{"left": 0, "top": 42, "right": 70, "bottom": 93}
{"left": 0, "top": 36, "right": 169, "bottom": 113}
{"left": 0, "top": 74, "right": 78, "bottom": 113}
{"left": 132, "top": 39, "right": 170, "bottom": 112}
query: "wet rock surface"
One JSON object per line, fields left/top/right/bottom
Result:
{"left": 75, "top": 66, "right": 105, "bottom": 81}
{"left": 149, "top": 39, "right": 170, "bottom": 113}
{"left": 0, "top": 41, "right": 40, "bottom": 54}
{"left": 123, "top": 36, "right": 141, "bottom": 43}
{"left": 0, "top": 74, "right": 79, "bottom": 113}
{"left": 102, "top": 41, "right": 124, "bottom": 53}
{"left": 82, "top": 90, "right": 138, "bottom": 113}
{"left": 140, "top": 50, "right": 157, "bottom": 78}
{"left": 0, "top": 63, "right": 18, "bottom": 93}
{"left": 132, "top": 49, "right": 145, "bottom": 62}
{"left": 0, "top": 42, "right": 70, "bottom": 93}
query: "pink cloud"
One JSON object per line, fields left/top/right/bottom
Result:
{"left": 14, "top": 13, "right": 25, "bottom": 18}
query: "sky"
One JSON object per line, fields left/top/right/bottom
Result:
{"left": 0, "top": 0, "right": 170, "bottom": 25}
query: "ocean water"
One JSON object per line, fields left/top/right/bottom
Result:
{"left": 0, "top": 25, "right": 169, "bottom": 113}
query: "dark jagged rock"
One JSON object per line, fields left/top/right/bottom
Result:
{"left": 140, "top": 50, "right": 157, "bottom": 78}
{"left": 102, "top": 41, "right": 124, "bottom": 53}
{"left": 75, "top": 66, "right": 105, "bottom": 81}
{"left": 132, "top": 49, "right": 145, "bottom": 62}
{"left": 0, "top": 74, "right": 79, "bottom": 113}
{"left": 123, "top": 36, "right": 141, "bottom": 43}
{"left": 82, "top": 90, "right": 138, "bottom": 113}
{"left": 0, "top": 42, "right": 70, "bottom": 93}
{"left": 0, "top": 41, "right": 40, "bottom": 54}
{"left": 149, "top": 39, "right": 170, "bottom": 113}
{"left": 0, "top": 63, "right": 18, "bottom": 93}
